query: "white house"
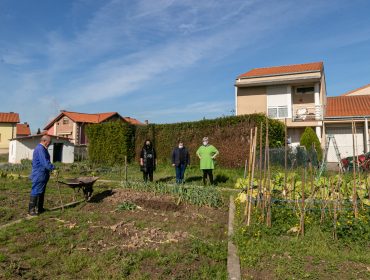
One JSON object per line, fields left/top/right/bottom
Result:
{"left": 9, "top": 134, "right": 74, "bottom": 164}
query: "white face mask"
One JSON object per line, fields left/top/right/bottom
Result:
{"left": 179, "top": 145, "right": 184, "bottom": 148}
{"left": 203, "top": 141, "right": 208, "bottom": 146}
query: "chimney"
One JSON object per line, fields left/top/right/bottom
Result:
{"left": 60, "top": 109, "right": 66, "bottom": 112}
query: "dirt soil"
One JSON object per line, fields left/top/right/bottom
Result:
{"left": 0, "top": 187, "right": 229, "bottom": 279}
{"left": 72, "top": 188, "right": 227, "bottom": 251}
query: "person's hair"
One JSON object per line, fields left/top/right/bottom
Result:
{"left": 178, "top": 139, "right": 183, "bottom": 144}
{"left": 202, "top": 137, "right": 208, "bottom": 142}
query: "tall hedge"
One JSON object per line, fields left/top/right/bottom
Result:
{"left": 85, "top": 121, "right": 135, "bottom": 165}
{"left": 135, "top": 114, "right": 284, "bottom": 168}
{"left": 300, "top": 127, "right": 322, "bottom": 161}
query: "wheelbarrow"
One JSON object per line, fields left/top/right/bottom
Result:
{"left": 57, "top": 176, "right": 99, "bottom": 201}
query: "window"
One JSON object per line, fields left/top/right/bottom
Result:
{"left": 268, "top": 106, "right": 288, "bottom": 119}
{"left": 268, "top": 107, "right": 277, "bottom": 118}
{"left": 296, "top": 87, "right": 314, "bottom": 94}
{"left": 0, "top": 133, "right": 1, "bottom": 142}
{"left": 62, "top": 117, "right": 69, "bottom": 125}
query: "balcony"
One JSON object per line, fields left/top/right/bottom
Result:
{"left": 292, "top": 105, "right": 323, "bottom": 121}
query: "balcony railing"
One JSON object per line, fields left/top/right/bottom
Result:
{"left": 292, "top": 105, "right": 323, "bottom": 121}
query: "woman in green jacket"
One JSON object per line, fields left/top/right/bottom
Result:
{"left": 196, "top": 137, "right": 219, "bottom": 186}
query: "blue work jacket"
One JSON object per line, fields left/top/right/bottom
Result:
{"left": 30, "top": 144, "right": 55, "bottom": 183}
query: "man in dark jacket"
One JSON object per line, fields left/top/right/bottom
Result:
{"left": 28, "top": 135, "right": 55, "bottom": 215}
{"left": 172, "top": 140, "right": 190, "bottom": 184}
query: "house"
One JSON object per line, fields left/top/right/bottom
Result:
{"left": 16, "top": 123, "right": 31, "bottom": 137}
{"left": 44, "top": 111, "right": 143, "bottom": 145}
{"left": 235, "top": 62, "right": 326, "bottom": 146}
{"left": 324, "top": 95, "right": 370, "bottom": 164}
{"left": 0, "top": 112, "right": 20, "bottom": 153}
{"left": 341, "top": 84, "right": 370, "bottom": 96}
{"left": 9, "top": 134, "right": 74, "bottom": 164}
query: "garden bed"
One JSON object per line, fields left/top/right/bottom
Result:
{"left": 0, "top": 181, "right": 228, "bottom": 279}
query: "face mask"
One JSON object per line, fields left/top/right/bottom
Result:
{"left": 203, "top": 141, "right": 208, "bottom": 146}
{"left": 179, "top": 145, "right": 184, "bottom": 149}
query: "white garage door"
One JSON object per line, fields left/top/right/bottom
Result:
{"left": 326, "top": 126, "right": 364, "bottom": 163}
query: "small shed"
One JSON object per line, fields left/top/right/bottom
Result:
{"left": 8, "top": 134, "right": 74, "bottom": 164}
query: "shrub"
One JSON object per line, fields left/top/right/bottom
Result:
{"left": 300, "top": 127, "right": 322, "bottom": 161}
{"left": 86, "top": 121, "right": 135, "bottom": 165}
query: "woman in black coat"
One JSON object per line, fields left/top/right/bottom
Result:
{"left": 140, "top": 140, "right": 156, "bottom": 182}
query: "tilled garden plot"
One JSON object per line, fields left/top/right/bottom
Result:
{"left": 0, "top": 188, "right": 228, "bottom": 279}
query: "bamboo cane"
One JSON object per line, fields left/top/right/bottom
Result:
{"left": 243, "top": 159, "right": 248, "bottom": 179}
{"left": 266, "top": 120, "right": 271, "bottom": 227}
{"left": 55, "top": 171, "right": 64, "bottom": 212}
{"left": 261, "top": 119, "right": 268, "bottom": 217}
{"left": 351, "top": 120, "right": 358, "bottom": 218}
{"left": 284, "top": 118, "right": 288, "bottom": 199}
{"left": 300, "top": 168, "right": 306, "bottom": 236}
{"left": 258, "top": 122, "right": 263, "bottom": 208}
{"left": 245, "top": 129, "right": 254, "bottom": 219}
{"left": 333, "top": 178, "right": 338, "bottom": 240}
{"left": 247, "top": 127, "right": 258, "bottom": 226}
{"left": 125, "top": 155, "right": 128, "bottom": 183}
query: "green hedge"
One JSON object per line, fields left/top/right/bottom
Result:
{"left": 85, "top": 114, "right": 285, "bottom": 168}
{"left": 85, "top": 121, "right": 135, "bottom": 165}
{"left": 135, "top": 114, "right": 284, "bottom": 168}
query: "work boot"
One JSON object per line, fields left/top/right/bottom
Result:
{"left": 37, "top": 193, "right": 45, "bottom": 214}
{"left": 28, "top": 196, "right": 38, "bottom": 216}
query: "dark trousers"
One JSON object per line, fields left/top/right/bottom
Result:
{"left": 143, "top": 169, "right": 154, "bottom": 182}
{"left": 202, "top": 169, "right": 213, "bottom": 185}
{"left": 175, "top": 163, "right": 186, "bottom": 184}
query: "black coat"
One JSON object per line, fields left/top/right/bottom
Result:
{"left": 171, "top": 147, "right": 190, "bottom": 167}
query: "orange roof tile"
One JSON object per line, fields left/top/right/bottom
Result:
{"left": 238, "top": 62, "right": 323, "bottom": 78}
{"left": 122, "top": 117, "right": 143, "bottom": 125}
{"left": 16, "top": 123, "right": 31, "bottom": 136}
{"left": 341, "top": 83, "right": 370, "bottom": 96}
{"left": 44, "top": 111, "right": 142, "bottom": 129}
{"left": 0, "top": 112, "right": 20, "bottom": 123}
{"left": 63, "top": 111, "right": 117, "bottom": 123}
{"left": 326, "top": 95, "right": 370, "bottom": 117}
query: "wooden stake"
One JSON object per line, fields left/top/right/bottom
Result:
{"left": 351, "top": 120, "right": 358, "bottom": 218}
{"left": 245, "top": 129, "right": 254, "bottom": 219}
{"left": 243, "top": 159, "right": 248, "bottom": 179}
{"left": 266, "top": 119, "right": 271, "bottom": 227}
{"left": 284, "top": 118, "right": 288, "bottom": 198}
{"left": 333, "top": 178, "right": 338, "bottom": 240}
{"left": 125, "top": 155, "right": 128, "bottom": 183}
{"left": 247, "top": 127, "right": 258, "bottom": 226}
{"left": 300, "top": 168, "right": 306, "bottom": 236}
{"left": 258, "top": 122, "right": 263, "bottom": 208}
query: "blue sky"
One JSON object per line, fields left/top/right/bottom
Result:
{"left": 1, "top": 0, "right": 370, "bottom": 132}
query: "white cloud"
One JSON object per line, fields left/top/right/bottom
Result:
{"left": 1, "top": 0, "right": 337, "bottom": 129}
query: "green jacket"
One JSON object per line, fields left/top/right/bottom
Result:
{"left": 196, "top": 145, "right": 219, "bottom": 170}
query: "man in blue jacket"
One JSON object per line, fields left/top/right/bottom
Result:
{"left": 172, "top": 140, "right": 190, "bottom": 184}
{"left": 28, "top": 135, "right": 55, "bottom": 215}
